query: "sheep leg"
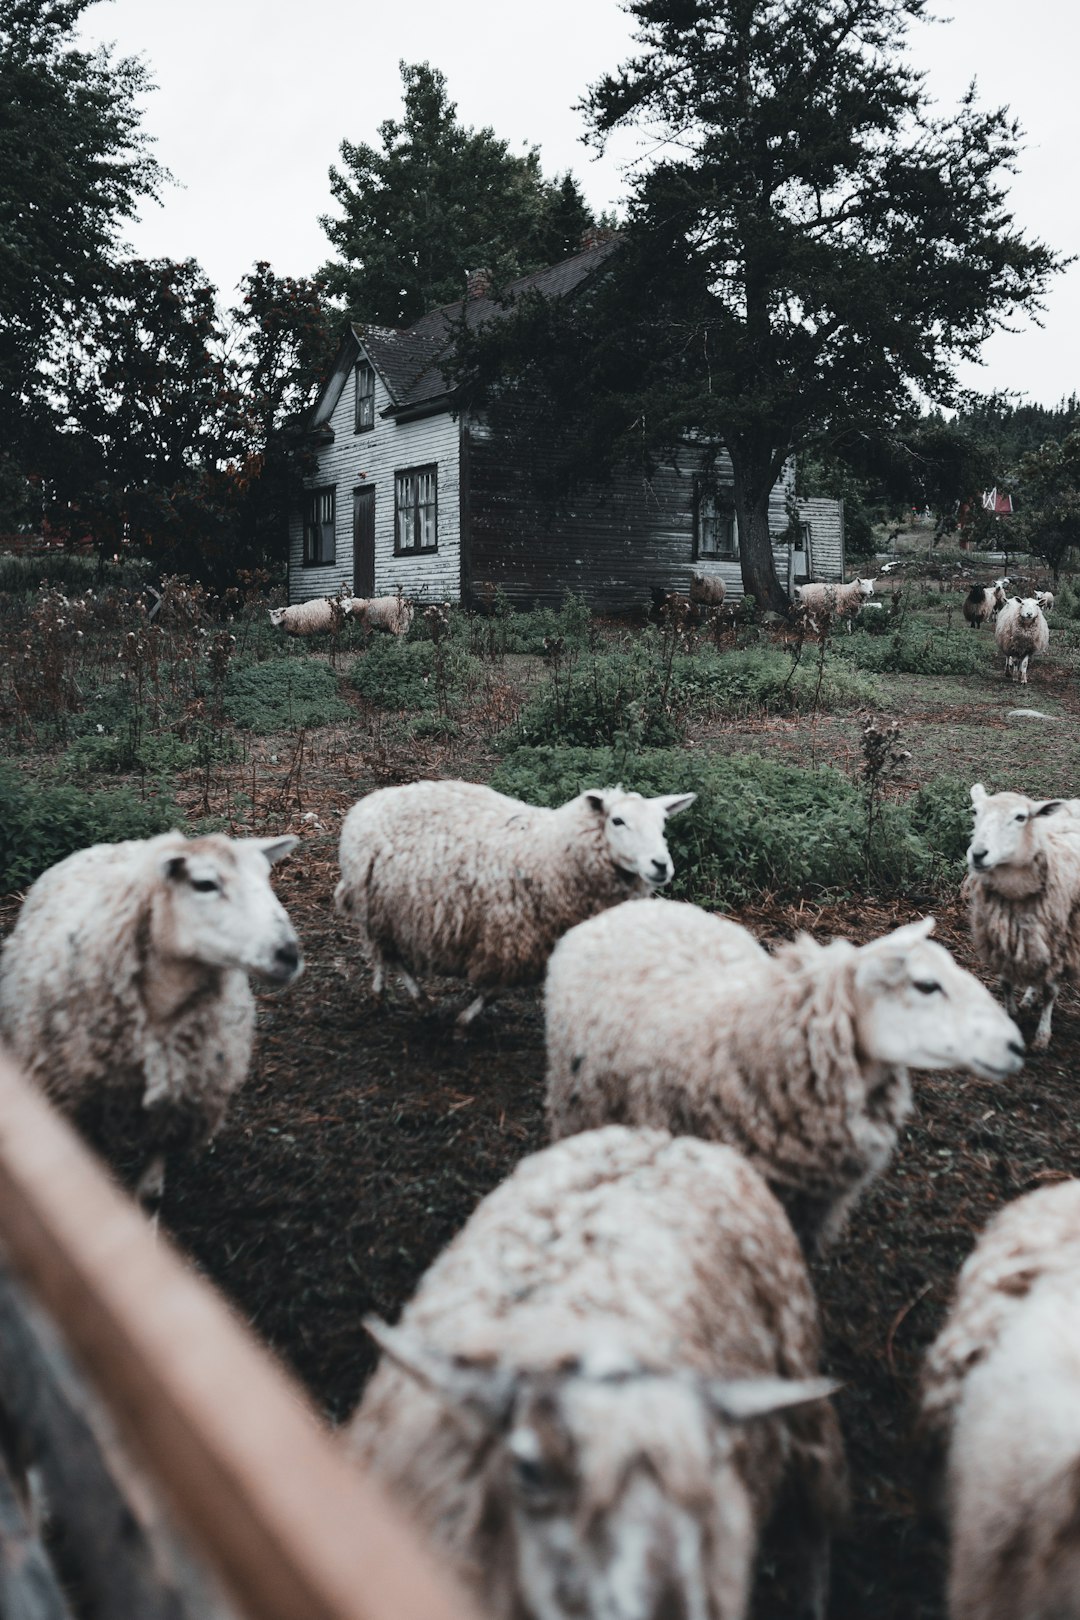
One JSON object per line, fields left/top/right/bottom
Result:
{"left": 455, "top": 994, "right": 488, "bottom": 1031}
{"left": 369, "top": 949, "right": 386, "bottom": 1002}
{"left": 1031, "top": 985, "right": 1058, "bottom": 1051}
{"left": 1019, "top": 655, "right": 1029, "bottom": 684}
{"left": 397, "top": 967, "right": 429, "bottom": 1006}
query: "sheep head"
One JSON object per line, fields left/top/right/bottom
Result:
{"left": 151, "top": 834, "right": 302, "bottom": 985}
{"left": 583, "top": 789, "right": 696, "bottom": 890}
{"left": 968, "top": 783, "right": 1069, "bottom": 876}
{"left": 365, "top": 1317, "right": 835, "bottom": 1620}
{"left": 850, "top": 917, "right": 1024, "bottom": 1081}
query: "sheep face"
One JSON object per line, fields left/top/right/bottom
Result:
{"left": 1016, "top": 596, "right": 1042, "bottom": 628}
{"left": 585, "top": 790, "right": 696, "bottom": 889}
{"left": 967, "top": 783, "right": 1066, "bottom": 874}
{"left": 268, "top": 607, "right": 288, "bottom": 626}
{"left": 851, "top": 918, "right": 1024, "bottom": 1080}
{"left": 153, "top": 835, "right": 302, "bottom": 985}
{"left": 367, "top": 1322, "right": 833, "bottom": 1620}
{"left": 854, "top": 578, "right": 876, "bottom": 597}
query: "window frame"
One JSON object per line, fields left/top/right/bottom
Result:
{"left": 693, "top": 481, "right": 738, "bottom": 560}
{"left": 394, "top": 464, "right": 439, "bottom": 556}
{"left": 354, "top": 360, "right": 375, "bottom": 434}
{"left": 302, "top": 486, "right": 336, "bottom": 567}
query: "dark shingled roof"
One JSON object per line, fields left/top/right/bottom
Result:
{"left": 354, "top": 237, "right": 619, "bottom": 415}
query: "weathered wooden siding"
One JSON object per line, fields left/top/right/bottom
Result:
{"left": 798, "top": 497, "right": 846, "bottom": 582}
{"left": 288, "top": 348, "right": 462, "bottom": 605}
{"left": 464, "top": 427, "right": 803, "bottom": 611}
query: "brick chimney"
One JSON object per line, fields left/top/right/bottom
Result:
{"left": 580, "top": 225, "right": 617, "bottom": 252}
{"left": 465, "top": 268, "right": 492, "bottom": 300}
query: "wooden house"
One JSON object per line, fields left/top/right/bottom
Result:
{"left": 291, "top": 242, "right": 844, "bottom": 612}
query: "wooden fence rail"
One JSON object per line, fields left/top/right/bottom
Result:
{"left": 0, "top": 1049, "right": 481, "bottom": 1620}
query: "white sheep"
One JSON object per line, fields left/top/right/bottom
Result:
{"left": 1036, "top": 588, "right": 1055, "bottom": 613}
{"left": 965, "top": 782, "right": 1080, "bottom": 1048}
{"left": 689, "top": 569, "right": 727, "bottom": 609}
{"left": 545, "top": 902, "right": 1024, "bottom": 1252}
{"left": 348, "top": 1125, "right": 848, "bottom": 1620}
{"left": 346, "top": 594, "right": 414, "bottom": 636}
{"left": 0, "top": 832, "right": 302, "bottom": 1203}
{"left": 268, "top": 597, "right": 346, "bottom": 636}
{"left": 793, "top": 577, "right": 875, "bottom": 634}
{"left": 920, "top": 1180, "right": 1080, "bottom": 1620}
{"left": 994, "top": 595, "right": 1049, "bottom": 683}
{"left": 336, "top": 780, "right": 694, "bottom": 1027}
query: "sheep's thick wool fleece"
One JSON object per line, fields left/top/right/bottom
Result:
{"left": 545, "top": 903, "right": 910, "bottom": 1247}
{"left": 349, "top": 1127, "right": 844, "bottom": 1589}
{"left": 0, "top": 837, "right": 253, "bottom": 1128}
{"left": 964, "top": 821, "right": 1080, "bottom": 990}
{"left": 338, "top": 781, "right": 646, "bottom": 989}
{"left": 994, "top": 600, "right": 1049, "bottom": 661}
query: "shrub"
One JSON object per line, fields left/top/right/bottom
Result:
{"left": 350, "top": 637, "right": 480, "bottom": 714}
{"left": 224, "top": 657, "right": 352, "bottom": 731}
{"left": 0, "top": 767, "right": 181, "bottom": 893}
{"left": 490, "top": 746, "right": 963, "bottom": 906}
{"left": 833, "top": 614, "right": 991, "bottom": 676}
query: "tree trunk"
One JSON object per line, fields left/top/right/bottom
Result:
{"left": 732, "top": 462, "right": 789, "bottom": 615}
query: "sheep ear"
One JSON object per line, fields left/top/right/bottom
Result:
{"left": 970, "top": 783, "right": 987, "bottom": 808}
{"left": 584, "top": 790, "right": 609, "bottom": 815}
{"left": 160, "top": 853, "right": 189, "bottom": 884}
{"left": 250, "top": 835, "right": 298, "bottom": 865}
{"left": 855, "top": 918, "right": 936, "bottom": 988}
{"left": 363, "top": 1318, "right": 516, "bottom": 1430}
{"left": 657, "top": 792, "right": 696, "bottom": 819}
{"left": 707, "top": 1375, "right": 841, "bottom": 1423}
{"left": 1036, "top": 800, "right": 1065, "bottom": 819}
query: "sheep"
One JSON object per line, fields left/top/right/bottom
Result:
{"left": 793, "top": 577, "right": 875, "bottom": 634}
{"left": 348, "top": 1125, "right": 848, "bottom": 1620}
{"left": 0, "top": 832, "right": 302, "bottom": 1204}
{"left": 994, "top": 595, "right": 1049, "bottom": 683}
{"left": 335, "top": 780, "right": 695, "bottom": 1028}
{"left": 267, "top": 596, "right": 347, "bottom": 636}
{"left": 1036, "top": 588, "right": 1055, "bottom": 613}
{"left": 689, "top": 569, "right": 727, "bottom": 609}
{"left": 965, "top": 782, "right": 1080, "bottom": 1049}
{"left": 961, "top": 585, "right": 995, "bottom": 629}
{"left": 346, "top": 594, "right": 414, "bottom": 636}
{"left": 544, "top": 902, "right": 1024, "bottom": 1253}
{"left": 919, "top": 1180, "right": 1080, "bottom": 1620}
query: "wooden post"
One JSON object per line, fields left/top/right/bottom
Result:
{"left": 0, "top": 1050, "right": 481, "bottom": 1620}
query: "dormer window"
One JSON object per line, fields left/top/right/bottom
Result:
{"left": 354, "top": 361, "right": 375, "bottom": 433}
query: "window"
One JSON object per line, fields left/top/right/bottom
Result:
{"left": 302, "top": 487, "right": 335, "bottom": 565}
{"left": 395, "top": 465, "right": 438, "bottom": 554}
{"left": 354, "top": 361, "right": 375, "bottom": 433}
{"left": 694, "top": 484, "right": 738, "bottom": 559}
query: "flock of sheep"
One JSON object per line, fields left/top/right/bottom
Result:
{"left": 3, "top": 757, "right": 1080, "bottom": 1618}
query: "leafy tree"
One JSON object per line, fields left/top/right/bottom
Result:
{"left": 0, "top": 0, "right": 165, "bottom": 515}
{"left": 321, "top": 61, "right": 599, "bottom": 325}
{"left": 1014, "top": 431, "right": 1080, "bottom": 583}
{"left": 460, "top": 0, "right": 1065, "bottom": 612}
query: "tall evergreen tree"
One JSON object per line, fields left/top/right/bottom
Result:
{"left": 461, "top": 0, "right": 1064, "bottom": 611}
{"left": 321, "top": 62, "right": 597, "bottom": 325}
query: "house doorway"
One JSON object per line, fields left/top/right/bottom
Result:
{"left": 353, "top": 486, "right": 375, "bottom": 597}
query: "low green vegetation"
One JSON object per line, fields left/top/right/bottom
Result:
{"left": 0, "top": 766, "right": 180, "bottom": 892}
{"left": 225, "top": 657, "right": 353, "bottom": 731}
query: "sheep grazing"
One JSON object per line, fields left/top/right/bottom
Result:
{"left": 920, "top": 1180, "right": 1080, "bottom": 1620}
{"left": 545, "top": 902, "right": 1024, "bottom": 1252}
{"left": 793, "top": 577, "right": 875, "bottom": 634}
{"left": 348, "top": 1126, "right": 847, "bottom": 1620}
{"left": 689, "top": 569, "right": 727, "bottom": 609}
{"left": 994, "top": 595, "right": 1049, "bottom": 683}
{"left": 965, "top": 782, "right": 1080, "bottom": 1049}
{"left": 268, "top": 597, "right": 345, "bottom": 636}
{"left": 335, "top": 780, "right": 695, "bottom": 1027}
{"left": 346, "top": 594, "right": 414, "bottom": 636}
{"left": 0, "top": 832, "right": 302, "bottom": 1204}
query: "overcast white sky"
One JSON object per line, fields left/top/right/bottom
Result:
{"left": 78, "top": 0, "right": 1078, "bottom": 407}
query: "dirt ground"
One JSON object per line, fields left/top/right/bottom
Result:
{"left": 156, "top": 845, "right": 1080, "bottom": 1620}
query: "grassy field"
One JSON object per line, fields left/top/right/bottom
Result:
{"left": 1, "top": 547, "right": 1076, "bottom": 1620}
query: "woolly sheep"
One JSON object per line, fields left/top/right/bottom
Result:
{"left": 545, "top": 902, "right": 1024, "bottom": 1252}
{"left": 268, "top": 597, "right": 345, "bottom": 636}
{"left": 348, "top": 1126, "right": 847, "bottom": 1620}
{"left": 689, "top": 569, "right": 727, "bottom": 608}
{"left": 961, "top": 585, "right": 996, "bottom": 629}
{"left": 793, "top": 577, "right": 875, "bottom": 634}
{"left": 0, "top": 832, "right": 302, "bottom": 1202}
{"left": 346, "top": 594, "right": 414, "bottom": 636}
{"left": 994, "top": 595, "right": 1049, "bottom": 683}
{"left": 336, "top": 779, "right": 694, "bottom": 1027}
{"left": 920, "top": 1180, "right": 1080, "bottom": 1619}
{"left": 965, "top": 782, "right": 1080, "bottom": 1048}
{"left": 1036, "top": 588, "right": 1055, "bottom": 613}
